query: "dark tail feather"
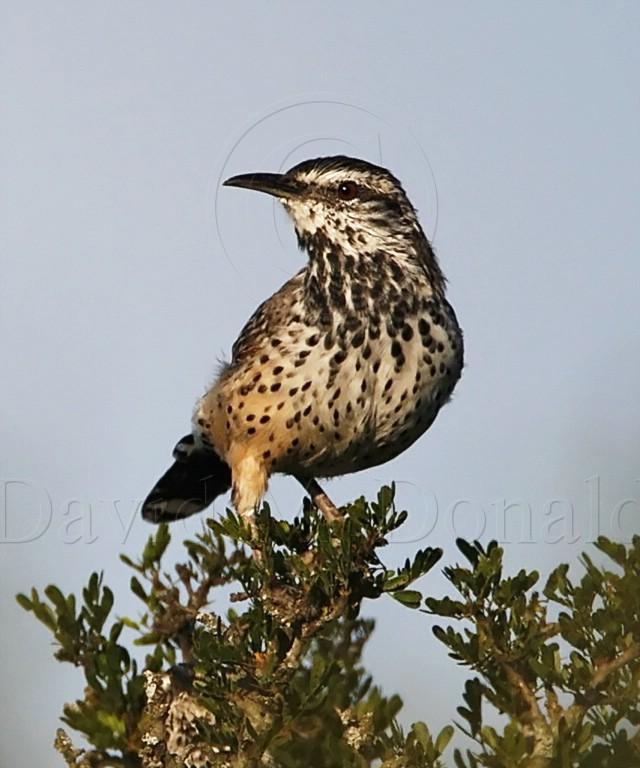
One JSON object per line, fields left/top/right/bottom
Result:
{"left": 142, "top": 435, "right": 232, "bottom": 523}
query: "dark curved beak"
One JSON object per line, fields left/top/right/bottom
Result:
{"left": 223, "top": 172, "right": 299, "bottom": 199}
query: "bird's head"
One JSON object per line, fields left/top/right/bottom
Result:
{"left": 223, "top": 155, "right": 425, "bottom": 256}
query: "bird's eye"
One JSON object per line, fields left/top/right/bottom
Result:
{"left": 337, "top": 181, "right": 358, "bottom": 201}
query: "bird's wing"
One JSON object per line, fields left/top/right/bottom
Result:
{"left": 230, "top": 270, "right": 306, "bottom": 365}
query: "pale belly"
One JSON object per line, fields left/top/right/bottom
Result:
{"left": 195, "top": 306, "right": 463, "bottom": 480}
{"left": 290, "top": 314, "right": 462, "bottom": 477}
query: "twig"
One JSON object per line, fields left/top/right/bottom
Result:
{"left": 592, "top": 643, "right": 640, "bottom": 687}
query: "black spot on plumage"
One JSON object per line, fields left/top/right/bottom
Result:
{"left": 370, "top": 280, "right": 383, "bottom": 300}
{"left": 330, "top": 283, "right": 346, "bottom": 309}
{"left": 344, "top": 314, "right": 360, "bottom": 331}
{"left": 392, "top": 300, "right": 408, "bottom": 323}
{"left": 371, "top": 251, "right": 385, "bottom": 268}
{"left": 270, "top": 382, "right": 281, "bottom": 392}
{"left": 351, "top": 283, "right": 367, "bottom": 312}
{"left": 352, "top": 330, "right": 365, "bottom": 348}
{"left": 327, "top": 246, "right": 340, "bottom": 271}
{"left": 332, "top": 349, "right": 347, "bottom": 366}
{"left": 401, "top": 324, "right": 414, "bottom": 341}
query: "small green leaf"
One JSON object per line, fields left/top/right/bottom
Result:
{"left": 412, "top": 721, "right": 432, "bottom": 750}
{"left": 390, "top": 589, "right": 422, "bottom": 608}
{"left": 44, "top": 585, "right": 68, "bottom": 614}
{"left": 456, "top": 538, "right": 480, "bottom": 566}
{"left": 119, "top": 616, "right": 139, "bottom": 630}
{"left": 109, "top": 621, "right": 124, "bottom": 643}
{"left": 435, "top": 724, "right": 454, "bottom": 754}
{"left": 130, "top": 577, "right": 147, "bottom": 603}
{"left": 154, "top": 524, "right": 171, "bottom": 561}
{"left": 16, "top": 593, "right": 33, "bottom": 612}
{"left": 384, "top": 573, "right": 410, "bottom": 591}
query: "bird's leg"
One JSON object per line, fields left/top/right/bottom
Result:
{"left": 231, "top": 455, "right": 269, "bottom": 560}
{"left": 295, "top": 476, "right": 343, "bottom": 522}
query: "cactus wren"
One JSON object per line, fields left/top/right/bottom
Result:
{"left": 142, "top": 156, "right": 463, "bottom": 523}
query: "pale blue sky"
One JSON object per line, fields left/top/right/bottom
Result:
{"left": 2, "top": 2, "right": 639, "bottom": 764}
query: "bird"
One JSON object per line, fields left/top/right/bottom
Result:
{"left": 142, "top": 155, "right": 463, "bottom": 525}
